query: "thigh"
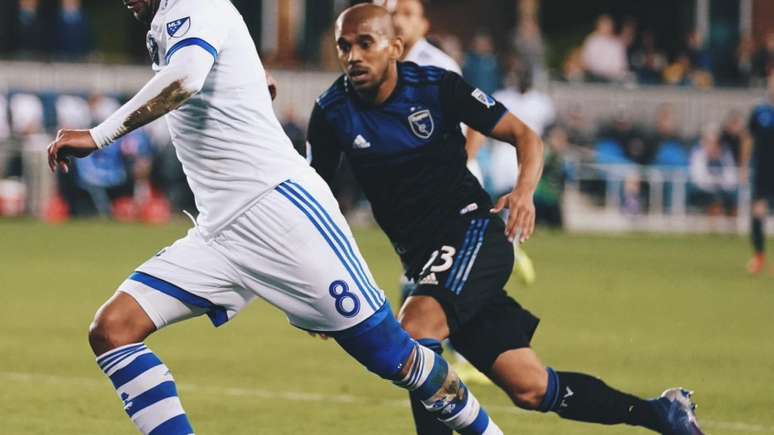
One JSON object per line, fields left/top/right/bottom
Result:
{"left": 449, "top": 294, "right": 540, "bottom": 376}
{"left": 214, "top": 170, "right": 387, "bottom": 334}
{"left": 410, "top": 214, "right": 515, "bottom": 333}
{"left": 121, "top": 227, "right": 253, "bottom": 329}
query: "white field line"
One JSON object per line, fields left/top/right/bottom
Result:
{"left": 2, "top": 371, "right": 772, "bottom": 433}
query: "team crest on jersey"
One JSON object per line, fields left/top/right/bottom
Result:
{"left": 408, "top": 109, "right": 434, "bottom": 139}
{"left": 471, "top": 88, "right": 495, "bottom": 109}
{"left": 166, "top": 17, "right": 191, "bottom": 38}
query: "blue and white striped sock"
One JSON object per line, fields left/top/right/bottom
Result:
{"left": 395, "top": 344, "right": 502, "bottom": 435}
{"left": 96, "top": 343, "right": 194, "bottom": 435}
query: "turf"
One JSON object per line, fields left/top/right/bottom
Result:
{"left": 1, "top": 219, "right": 772, "bottom": 434}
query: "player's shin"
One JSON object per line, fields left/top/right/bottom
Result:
{"left": 408, "top": 339, "right": 453, "bottom": 435}
{"left": 395, "top": 344, "right": 502, "bottom": 435}
{"left": 96, "top": 343, "right": 193, "bottom": 435}
{"left": 541, "top": 368, "right": 661, "bottom": 432}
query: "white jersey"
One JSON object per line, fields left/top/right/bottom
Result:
{"left": 404, "top": 38, "right": 461, "bottom": 74}
{"left": 488, "top": 88, "right": 555, "bottom": 195}
{"left": 148, "top": 0, "right": 307, "bottom": 238}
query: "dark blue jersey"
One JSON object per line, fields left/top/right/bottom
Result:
{"left": 308, "top": 62, "right": 508, "bottom": 274}
{"left": 749, "top": 100, "right": 774, "bottom": 170}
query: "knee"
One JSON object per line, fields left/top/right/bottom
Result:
{"left": 501, "top": 371, "right": 548, "bottom": 411}
{"left": 507, "top": 386, "right": 546, "bottom": 410}
{"left": 88, "top": 306, "right": 151, "bottom": 355}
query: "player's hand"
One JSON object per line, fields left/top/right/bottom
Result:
{"left": 47, "top": 129, "right": 99, "bottom": 173}
{"left": 266, "top": 71, "right": 277, "bottom": 100}
{"left": 307, "top": 332, "right": 330, "bottom": 341}
{"left": 491, "top": 188, "right": 536, "bottom": 243}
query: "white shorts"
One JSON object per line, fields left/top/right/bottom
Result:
{"left": 118, "top": 169, "right": 386, "bottom": 333}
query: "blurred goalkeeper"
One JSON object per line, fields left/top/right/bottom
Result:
{"left": 309, "top": 4, "right": 704, "bottom": 435}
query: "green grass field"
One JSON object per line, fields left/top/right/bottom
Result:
{"left": 1, "top": 220, "right": 772, "bottom": 435}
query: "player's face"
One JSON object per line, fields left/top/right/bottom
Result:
{"left": 122, "top": 0, "right": 156, "bottom": 25}
{"left": 392, "top": 0, "right": 428, "bottom": 47}
{"left": 336, "top": 21, "right": 402, "bottom": 93}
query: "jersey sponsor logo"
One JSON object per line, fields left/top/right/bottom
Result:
{"left": 471, "top": 88, "right": 496, "bottom": 109}
{"left": 419, "top": 273, "right": 438, "bottom": 285}
{"left": 166, "top": 17, "right": 191, "bottom": 38}
{"left": 352, "top": 134, "right": 371, "bottom": 149}
{"left": 408, "top": 109, "right": 434, "bottom": 139}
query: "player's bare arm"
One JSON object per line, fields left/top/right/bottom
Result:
{"left": 48, "top": 51, "right": 213, "bottom": 173}
{"left": 487, "top": 113, "right": 544, "bottom": 243}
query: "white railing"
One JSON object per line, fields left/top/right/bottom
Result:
{"left": 562, "top": 161, "right": 761, "bottom": 234}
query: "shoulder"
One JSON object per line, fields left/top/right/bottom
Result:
{"left": 316, "top": 75, "right": 349, "bottom": 111}
{"left": 400, "top": 62, "right": 451, "bottom": 87}
{"left": 414, "top": 41, "right": 461, "bottom": 74}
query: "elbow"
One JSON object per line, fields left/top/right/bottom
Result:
{"left": 180, "top": 73, "right": 206, "bottom": 97}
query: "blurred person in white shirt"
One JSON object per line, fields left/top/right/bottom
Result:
{"left": 581, "top": 15, "right": 628, "bottom": 82}
{"left": 689, "top": 125, "right": 738, "bottom": 215}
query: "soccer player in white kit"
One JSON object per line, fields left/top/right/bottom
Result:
{"left": 47, "top": 1, "right": 503, "bottom": 434}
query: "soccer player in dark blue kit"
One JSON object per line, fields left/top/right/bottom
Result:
{"left": 743, "top": 73, "right": 774, "bottom": 274}
{"left": 308, "top": 4, "right": 705, "bottom": 435}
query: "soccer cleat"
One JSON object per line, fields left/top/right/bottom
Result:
{"left": 652, "top": 388, "right": 704, "bottom": 435}
{"left": 746, "top": 254, "right": 765, "bottom": 275}
{"left": 512, "top": 245, "right": 536, "bottom": 286}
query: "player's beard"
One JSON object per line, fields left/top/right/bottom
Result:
{"left": 128, "top": 0, "right": 161, "bottom": 26}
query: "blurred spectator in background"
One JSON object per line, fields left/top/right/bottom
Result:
{"left": 534, "top": 125, "right": 573, "bottom": 228}
{"left": 8, "top": 93, "right": 46, "bottom": 178}
{"left": 580, "top": 15, "right": 628, "bottom": 82}
{"left": 719, "top": 110, "right": 749, "bottom": 165}
{"left": 689, "top": 125, "right": 738, "bottom": 216}
{"left": 463, "top": 31, "right": 501, "bottom": 94}
{"left": 736, "top": 33, "right": 756, "bottom": 86}
{"left": 383, "top": 0, "right": 461, "bottom": 73}
{"left": 54, "top": 0, "right": 92, "bottom": 60}
{"left": 597, "top": 111, "right": 653, "bottom": 165}
{"left": 630, "top": 30, "right": 667, "bottom": 85}
{"left": 511, "top": 14, "right": 546, "bottom": 87}
{"left": 752, "top": 32, "right": 774, "bottom": 82}
{"left": 665, "top": 31, "right": 713, "bottom": 89}
{"left": 562, "top": 47, "right": 585, "bottom": 83}
{"left": 467, "top": 67, "right": 554, "bottom": 196}
{"left": 0, "top": 95, "right": 9, "bottom": 144}
{"left": 14, "top": 0, "right": 45, "bottom": 58}
{"left": 280, "top": 108, "right": 306, "bottom": 157}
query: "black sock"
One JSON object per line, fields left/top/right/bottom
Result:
{"left": 546, "top": 371, "right": 662, "bottom": 433}
{"left": 752, "top": 216, "right": 765, "bottom": 254}
{"left": 409, "top": 339, "right": 451, "bottom": 435}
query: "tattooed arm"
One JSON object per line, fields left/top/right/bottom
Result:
{"left": 47, "top": 45, "right": 215, "bottom": 173}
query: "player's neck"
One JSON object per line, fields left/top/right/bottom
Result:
{"left": 401, "top": 38, "right": 420, "bottom": 60}
{"left": 358, "top": 64, "right": 399, "bottom": 106}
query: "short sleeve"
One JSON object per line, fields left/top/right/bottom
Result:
{"left": 307, "top": 103, "right": 343, "bottom": 185}
{"left": 439, "top": 71, "right": 508, "bottom": 135}
{"left": 160, "top": 0, "right": 230, "bottom": 65}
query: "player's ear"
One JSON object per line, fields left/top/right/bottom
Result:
{"left": 390, "top": 36, "right": 404, "bottom": 61}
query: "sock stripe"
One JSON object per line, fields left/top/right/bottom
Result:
{"left": 132, "top": 397, "right": 187, "bottom": 434}
{"left": 414, "top": 353, "right": 449, "bottom": 401}
{"left": 126, "top": 381, "right": 180, "bottom": 417}
{"left": 110, "top": 353, "right": 164, "bottom": 389}
{"left": 97, "top": 343, "right": 145, "bottom": 367}
{"left": 105, "top": 349, "right": 154, "bottom": 378}
{"left": 457, "top": 407, "right": 490, "bottom": 435}
{"left": 148, "top": 413, "right": 193, "bottom": 435}
{"left": 117, "top": 364, "right": 172, "bottom": 400}
{"left": 102, "top": 346, "right": 149, "bottom": 374}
